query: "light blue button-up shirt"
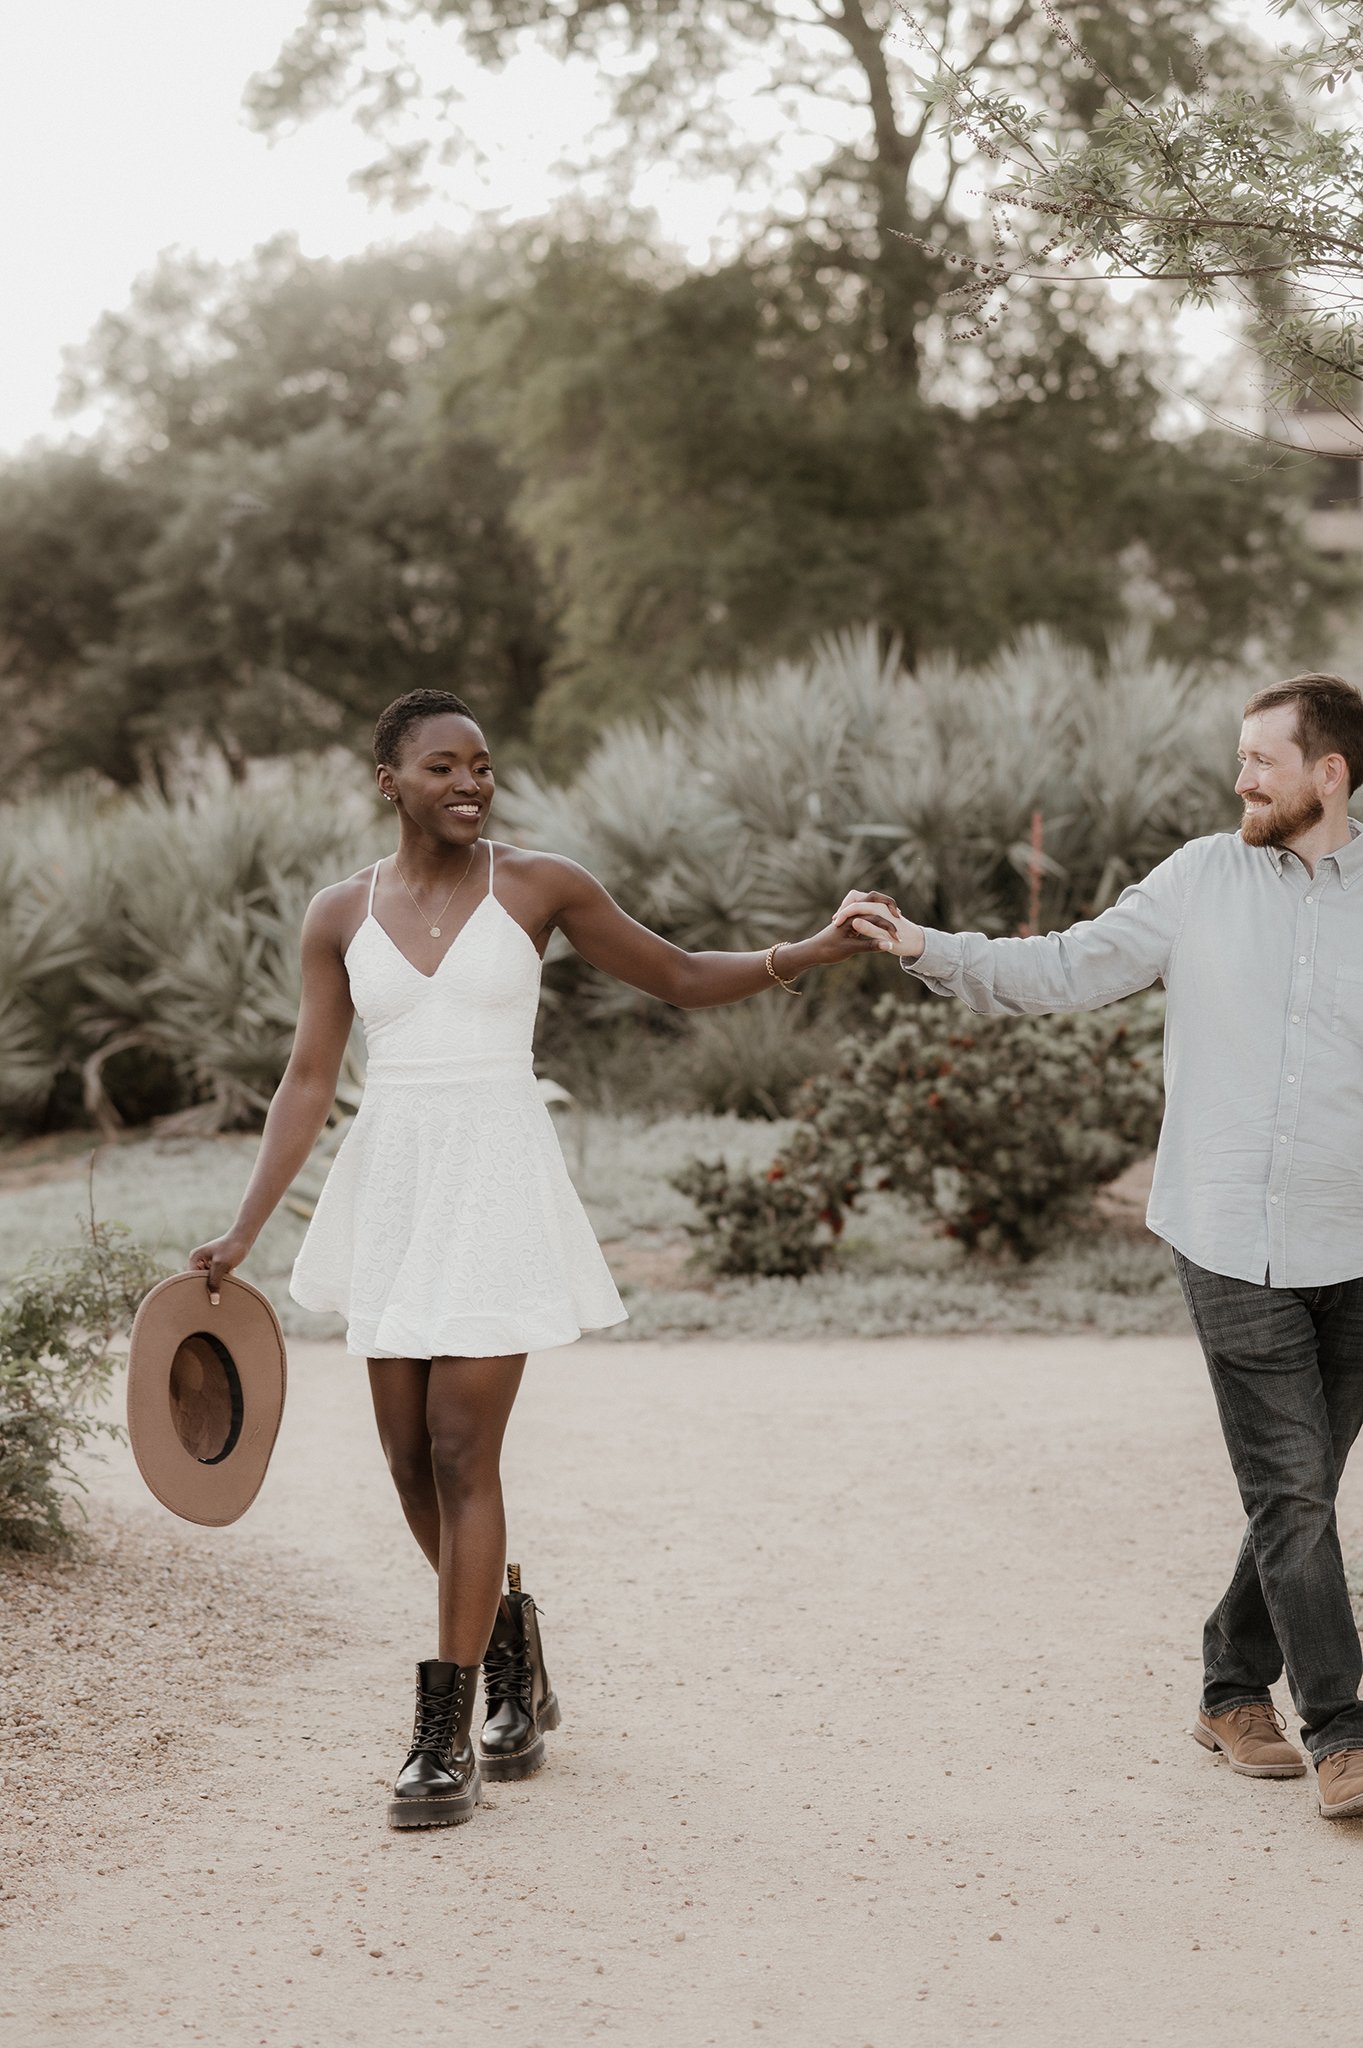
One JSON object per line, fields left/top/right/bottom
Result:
{"left": 905, "top": 825, "right": 1363, "bottom": 1286}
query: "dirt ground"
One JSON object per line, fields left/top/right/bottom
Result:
{"left": 5, "top": 1331, "right": 1363, "bottom": 2048}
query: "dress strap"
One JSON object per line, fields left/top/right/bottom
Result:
{"left": 367, "top": 860, "right": 381, "bottom": 915}
{"left": 485, "top": 839, "right": 495, "bottom": 902}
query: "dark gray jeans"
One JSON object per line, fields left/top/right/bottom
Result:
{"left": 1174, "top": 1250, "right": 1363, "bottom": 1762}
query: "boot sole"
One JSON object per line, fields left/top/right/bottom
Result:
{"left": 387, "top": 1766, "right": 482, "bottom": 1830}
{"left": 1189, "top": 1720, "right": 1306, "bottom": 1778}
{"left": 479, "top": 1692, "right": 561, "bottom": 1782}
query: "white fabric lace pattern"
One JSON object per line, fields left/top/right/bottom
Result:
{"left": 290, "top": 850, "right": 627, "bottom": 1358}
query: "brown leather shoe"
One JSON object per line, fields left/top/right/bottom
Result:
{"left": 1190, "top": 1703, "right": 1306, "bottom": 1778}
{"left": 1316, "top": 1749, "right": 1363, "bottom": 1818}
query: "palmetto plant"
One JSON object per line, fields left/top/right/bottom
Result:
{"left": 498, "top": 623, "right": 1251, "bottom": 975}
{"left": 0, "top": 766, "right": 383, "bottom": 1134}
{"left": 0, "top": 628, "right": 1259, "bottom": 1135}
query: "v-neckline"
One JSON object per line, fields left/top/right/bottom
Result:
{"left": 365, "top": 890, "right": 491, "bottom": 983}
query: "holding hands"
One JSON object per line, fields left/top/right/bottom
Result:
{"left": 801, "top": 889, "right": 905, "bottom": 966}
{"left": 832, "top": 892, "right": 926, "bottom": 962}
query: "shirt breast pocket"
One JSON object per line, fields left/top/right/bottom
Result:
{"left": 1331, "top": 966, "right": 1363, "bottom": 1039}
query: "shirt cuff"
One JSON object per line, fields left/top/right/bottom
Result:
{"left": 899, "top": 929, "right": 962, "bottom": 980}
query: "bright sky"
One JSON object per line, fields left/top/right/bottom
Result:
{"left": 0, "top": 0, "right": 1282, "bottom": 455}
{"left": 0, "top": 0, "right": 756, "bottom": 454}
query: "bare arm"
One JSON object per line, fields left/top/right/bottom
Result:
{"left": 188, "top": 888, "right": 357, "bottom": 1295}
{"left": 547, "top": 860, "right": 895, "bottom": 1006}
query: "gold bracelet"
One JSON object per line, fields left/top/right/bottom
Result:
{"left": 764, "top": 942, "right": 803, "bottom": 996}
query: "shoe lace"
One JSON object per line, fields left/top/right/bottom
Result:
{"left": 483, "top": 1638, "right": 532, "bottom": 1712}
{"left": 1226, "top": 1703, "right": 1288, "bottom": 1738}
{"left": 411, "top": 1675, "right": 468, "bottom": 1755}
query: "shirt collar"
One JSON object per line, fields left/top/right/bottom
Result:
{"left": 1265, "top": 818, "right": 1363, "bottom": 886}
{"left": 1328, "top": 819, "right": 1363, "bottom": 889}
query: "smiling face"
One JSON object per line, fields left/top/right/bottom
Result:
{"left": 377, "top": 711, "right": 495, "bottom": 843}
{"left": 1235, "top": 703, "right": 1326, "bottom": 849}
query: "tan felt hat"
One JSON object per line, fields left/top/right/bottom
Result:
{"left": 126, "top": 1272, "right": 287, "bottom": 1527}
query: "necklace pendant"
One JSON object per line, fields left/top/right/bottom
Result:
{"left": 430, "top": 926, "right": 441, "bottom": 937}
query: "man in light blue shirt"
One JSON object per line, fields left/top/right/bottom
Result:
{"left": 837, "top": 672, "right": 1363, "bottom": 1820}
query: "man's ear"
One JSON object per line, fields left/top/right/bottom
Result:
{"left": 1321, "top": 751, "right": 1349, "bottom": 797}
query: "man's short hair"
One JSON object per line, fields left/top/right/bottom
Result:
{"left": 1243, "top": 673, "right": 1363, "bottom": 794}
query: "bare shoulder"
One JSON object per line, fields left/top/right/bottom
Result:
{"left": 490, "top": 842, "right": 598, "bottom": 909}
{"left": 304, "top": 864, "right": 383, "bottom": 953}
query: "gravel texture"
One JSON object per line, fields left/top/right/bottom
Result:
{"left": 0, "top": 1501, "right": 337, "bottom": 1909}
{"left": 5, "top": 1332, "right": 1363, "bottom": 2047}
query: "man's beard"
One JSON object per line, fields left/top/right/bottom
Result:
{"left": 1240, "top": 785, "right": 1325, "bottom": 848}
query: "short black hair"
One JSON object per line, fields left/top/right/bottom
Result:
{"left": 1243, "top": 672, "right": 1363, "bottom": 793}
{"left": 373, "top": 689, "right": 479, "bottom": 768}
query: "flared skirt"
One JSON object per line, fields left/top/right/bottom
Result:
{"left": 289, "top": 1073, "right": 627, "bottom": 1358}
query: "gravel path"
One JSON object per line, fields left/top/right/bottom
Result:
{"left": 5, "top": 1332, "right": 1363, "bottom": 2047}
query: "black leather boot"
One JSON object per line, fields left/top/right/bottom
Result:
{"left": 387, "top": 1659, "right": 481, "bottom": 1829}
{"left": 479, "top": 1563, "right": 561, "bottom": 1781}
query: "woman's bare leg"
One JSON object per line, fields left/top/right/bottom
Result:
{"left": 367, "top": 1357, "right": 440, "bottom": 1570}
{"left": 426, "top": 1353, "right": 526, "bottom": 1665}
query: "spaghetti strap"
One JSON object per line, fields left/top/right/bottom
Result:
{"left": 366, "top": 861, "right": 381, "bottom": 916}
{"left": 485, "top": 840, "right": 495, "bottom": 901}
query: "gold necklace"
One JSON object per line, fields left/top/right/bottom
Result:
{"left": 393, "top": 845, "right": 477, "bottom": 937}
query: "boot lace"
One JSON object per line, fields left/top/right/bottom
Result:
{"left": 483, "top": 1639, "right": 532, "bottom": 1713}
{"left": 411, "top": 1674, "right": 468, "bottom": 1756}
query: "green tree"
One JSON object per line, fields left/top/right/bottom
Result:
{"left": 466, "top": 234, "right": 1335, "bottom": 755}
{"left": 248, "top": 1, "right": 1261, "bottom": 379}
{"left": 919, "top": 1, "right": 1363, "bottom": 442}
{"left": 3, "top": 241, "right": 555, "bottom": 785}
{"left": 0, "top": 452, "right": 165, "bottom": 786}
{"left": 249, "top": 7, "right": 1340, "bottom": 756}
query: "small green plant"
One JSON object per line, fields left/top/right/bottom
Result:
{"left": 0, "top": 1216, "right": 162, "bottom": 1552}
{"left": 670, "top": 1157, "right": 831, "bottom": 1279}
{"left": 675, "top": 991, "right": 1165, "bottom": 1271}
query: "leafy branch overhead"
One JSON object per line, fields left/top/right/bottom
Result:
{"left": 910, "top": 1, "right": 1363, "bottom": 443}
{"left": 246, "top": 0, "right": 1273, "bottom": 372}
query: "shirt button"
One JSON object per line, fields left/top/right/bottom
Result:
{"left": 1299, "top": 955, "right": 1307, "bottom": 963}
{"left": 1280, "top": 1135, "right": 1287, "bottom": 1143}
{"left": 1306, "top": 894, "right": 1314, "bottom": 903}
{"left": 1292, "top": 1014, "right": 1300, "bottom": 1023}
{"left": 1271, "top": 1196, "right": 1279, "bottom": 1204}
{"left": 1288, "top": 1075, "right": 1296, "bottom": 1083}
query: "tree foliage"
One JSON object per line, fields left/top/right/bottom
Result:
{"left": 1, "top": 241, "right": 553, "bottom": 787}
{"left": 917, "top": 1, "right": 1363, "bottom": 443}
{"left": 248, "top": 0, "right": 1260, "bottom": 375}
{"left": 472, "top": 233, "right": 1337, "bottom": 754}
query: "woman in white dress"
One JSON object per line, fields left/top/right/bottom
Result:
{"left": 190, "top": 689, "right": 889, "bottom": 1830}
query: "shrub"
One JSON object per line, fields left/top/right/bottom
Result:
{"left": 0, "top": 766, "right": 383, "bottom": 1136}
{"left": 670, "top": 1158, "right": 831, "bottom": 1279}
{"left": 0, "top": 1218, "right": 163, "bottom": 1552}
{"left": 675, "top": 991, "right": 1165, "bottom": 1269}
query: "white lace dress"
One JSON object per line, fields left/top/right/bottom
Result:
{"left": 290, "top": 847, "right": 627, "bottom": 1359}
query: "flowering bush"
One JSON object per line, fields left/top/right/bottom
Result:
{"left": 675, "top": 990, "right": 1165, "bottom": 1270}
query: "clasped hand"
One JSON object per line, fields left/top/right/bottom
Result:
{"left": 831, "top": 891, "right": 925, "bottom": 960}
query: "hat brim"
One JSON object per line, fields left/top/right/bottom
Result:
{"left": 127, "top": 1272, "right": 287, "bottom": 1527}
